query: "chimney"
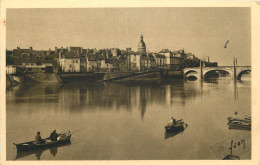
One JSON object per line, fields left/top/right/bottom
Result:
{"left": 29, "top": 47, "right": 33, "bottom": 51}
{"left": 61, "top": 47, "right": 63, "bottom": 52}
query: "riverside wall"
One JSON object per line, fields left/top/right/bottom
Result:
{"left": 7, "top": 70, "right": 184, "bottom": 87}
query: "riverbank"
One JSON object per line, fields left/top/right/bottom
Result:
{"left": 6, "top": 70, "right": 185, "bottom": 88}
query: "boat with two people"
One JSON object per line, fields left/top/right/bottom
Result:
{"left": 13, "top": 131, "right": 72, "bottom": 152}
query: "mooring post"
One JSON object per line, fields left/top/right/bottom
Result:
{"left": 229, "top": 140, "right": 233, "bottom": 155}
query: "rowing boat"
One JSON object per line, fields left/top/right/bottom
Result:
{"left": 227, "top": 117, "right": 251, "bottom": 131}
{"left": 165, "top": 119, "right": 188, "bottom": 132}
{"left": 13, "top": 132, "right": 71, "bottom": 152}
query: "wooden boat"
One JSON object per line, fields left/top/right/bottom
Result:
{"left": 165, "top": 119, "right": 188, "bottom": 132}
{"left": 13, "top": 132, "right": 71, "bottom": 152}
{"left": 15, "top": 142, "right": 71, "bottom": 160}
{"left": 227, "top": 117, "right": 251, "bottom": 131}
{"left": 164, "top": 129, "right": 185, "bottom": 140}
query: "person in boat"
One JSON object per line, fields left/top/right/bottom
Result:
{"left": 35, "top": 132, "right": 45, "bottom": 144}
{"left": 50, "top": 129, "right": 58, "bottom": 142}
{"left": 171, "top": 117, "right": 176, "bottom": 124}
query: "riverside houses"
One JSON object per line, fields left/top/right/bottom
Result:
{"left": 59, "top": 51, "right": 80, "bottom": 72}
{"left": 172, "top": 50, "right": 185, "bottom": 70}
{"left": 86, "top": 54, "right": 97, "bottom": 72}
{"left": 153, "top": 53, "right": 166, "bottom": 69}
{"left": 140, "top": 53, "right": 150, "bottom": 71}
{"left": 96, "top": 54, "right": 106, "bottom": 72}
{"left": 159, "top": 49, "right": 172, "bottom": 70}
{"left": 159, "top": 49, "right": 185, "bottom": 70}
{"left": 130, "top": 52, "right": 141, "bottom": 71}
{"left": 148, "top": 53, "right": 156, "bottom": 70}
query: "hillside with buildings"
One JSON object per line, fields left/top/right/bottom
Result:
{"left": 6, "top": 35, "right": 217, "bottom": 76}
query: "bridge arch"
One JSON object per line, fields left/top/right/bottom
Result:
{"left": 184, "top": 70, "right": 198, "bottom": 75}
{"left": 237, "top": 70, "right": 251, "bottom": 81}
{"left": 203, "top": 69, "right": 231, "bottom": 79}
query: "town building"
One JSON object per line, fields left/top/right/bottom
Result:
{"left": 159, "top": 49, "right": 172, "bottom": 70}
{"left": 59, "top": 51, "right": 80, "bottom": 72}
{"left": 153, "top": 53, "right": 166, "bottom": 69}
{"left": 86, "top": 54, "right": 97, "bottom": 72}
{"left": 130, "top": 52, "right": 141, "bottom": 71}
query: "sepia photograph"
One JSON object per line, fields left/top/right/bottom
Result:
{"left": 1, "top": 0, "right": 260, "bottom": 164}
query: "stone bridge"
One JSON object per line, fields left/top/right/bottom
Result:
{"left": 183, "top": 66, "right": 251, "bottom": 80}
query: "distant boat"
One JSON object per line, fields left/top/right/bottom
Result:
{"left": 165, "top": 119, "right": 188, "bottom": 132}
{"left": 13, "top": 132, "right": 71, "bottom": 152}
{"left": 227, "top": 117, "right": 251, "bottom": 131}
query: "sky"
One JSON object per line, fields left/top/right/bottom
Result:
{"left": 6, "top": 8, "right": 251, "bottom": 66}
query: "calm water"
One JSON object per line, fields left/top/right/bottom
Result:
{"left": 6, "top": 75, "right": 251, "bottom": 160}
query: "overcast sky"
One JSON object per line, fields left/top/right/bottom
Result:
{"left": 6, "top": 8, "right": 251, "bottom": 66}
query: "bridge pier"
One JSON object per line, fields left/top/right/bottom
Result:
{"left": 233, "top": 58, "right": 237, "bottom": 80}
{"left": 198, "top": 60, "right": 203, "bottom": 81}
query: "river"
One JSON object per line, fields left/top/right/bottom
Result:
{"left": 6, "top": 74, "right": 251, "bottom": 160}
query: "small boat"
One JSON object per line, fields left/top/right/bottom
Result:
{"left": 164, "top": 129, "right": 185, "bottom": 140}
{"left": 165, "top": 119, "right": 188, "bottom": 132}
{"left": 13, "top": 132, "right": 71, "bottom": 152}
{"left": 227, "top": 117, "right": 251, "bottom": 131}
{"left": 15, "top": 142, "right": 71, "bottom": 160}
{"left": 223, "top": 154, "right": 240, "bottom": 160}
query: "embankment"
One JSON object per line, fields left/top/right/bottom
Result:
{"left": 58, "top": 72, "right": 105, "bottom": 83}
{"left": 24, "top": 73, "right": 60, "bottom": 83}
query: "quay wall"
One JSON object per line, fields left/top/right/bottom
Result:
{"left": 161, "top": 70, "right": 184, "bottom": 79}
{"left": 58, "top": 72, "right": 105, "bottom": 83}
{"left": 7, "top": 70, "right": 185, "bottom": 86}
{"left": 24, "top": 73, "right": 60, "bottom": 83}
{"left": 113, "top": 71, "right": 161, "bottom": 82}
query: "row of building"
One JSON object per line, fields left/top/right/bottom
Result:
{"left": 6, "top": 35, "right": 215, "bottom": 74}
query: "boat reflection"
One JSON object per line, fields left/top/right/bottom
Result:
{"left": 15, "top": 142, "right": 70, "bottom": 160}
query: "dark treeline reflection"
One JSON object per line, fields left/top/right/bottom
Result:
{"left": 7, "top": 80, "right": 201, "bottom": 115}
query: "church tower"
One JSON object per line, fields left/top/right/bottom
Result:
{"left": 138, "top": 34, "right": 146, "bottom": 53}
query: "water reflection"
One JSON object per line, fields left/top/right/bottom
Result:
{"left": 7, "top": 80, "right": 210, "bottom": 119}
{"left": 58, "top": 80, "right": 202, "bottom": 118}
{"left": 50, "top": 146, "right": 58, "bottom": 157}
{"left": 15, "top": 143, "right": 70, "bottom": 160}
{"left": 34, "top": 150, "right": 43, "bottom": 160}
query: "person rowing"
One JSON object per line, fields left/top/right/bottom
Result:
{"left": 171, "top": 117, "right": 176, "bottom": 124}
{"left": 50, "top": 129, "right": 58, "bottom": 142}
{"left": 35, "top": 132, "right": 45, "bottom": 144}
